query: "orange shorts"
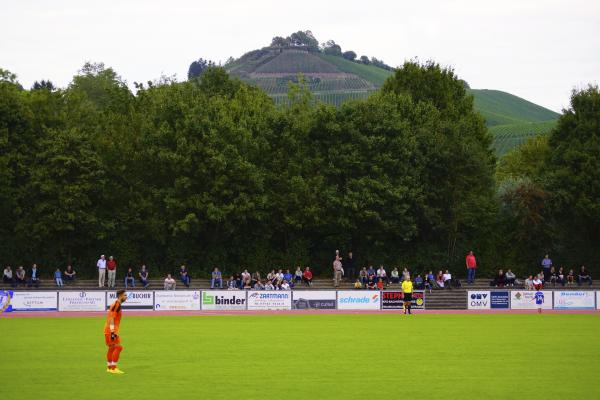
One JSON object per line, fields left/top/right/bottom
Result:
{"left": 104, "top": 333, "right": 121, "bottom": 347}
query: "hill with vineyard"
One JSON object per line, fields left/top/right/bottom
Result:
{"left": 194, "top": 32, "right": 560, "bottom": 156}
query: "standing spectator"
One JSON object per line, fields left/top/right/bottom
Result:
{"left": 533, "top": 275, "right": 543, "bottom": 290}
{"left": 346, "top": 251, "right": 356, "bottom": 280}
{"left": 107, "top": 256, "right": 117, "bottom": 289}
{"left": 15, "top": 266, "right": 26, "bottom": 287}
{"left": 567, "top": 269, "right": 575, "bottom": 285}
{"left": 466, "top": 251, "right": 477, "bottom": 284}
{"left": 164, "top": 274, "right": 176, "bottom": 290}
{"left": 525, "top": 275, "right": 534, "bottom": 290}
{"left": 3, "top": 266, "right": 13, "bottom": 285}
{"left": 577, "top": 266, "right": 592, "bottom": 286}
{"left": 54, "top": 268, "right": 63, "bottom": 287}
{"left": 124, "top": 268, "right": 135, "bottom": 288}
{"left": 505, "top": 269, "right": 516, "bottom": 286}
{"left": 302, "top": 267, "right": 313, "bottom": 286}
{"left": 210, "top": 267, "right": 223, "bottom": 289}
{"left": 377, "top": 265, "right": 387, "bottom": 286}
{"left": 179, "top": 265, "right": 190, "bottom": 288}
{"left": 97, "top": 255, "right": 107, "bottom": 287}
{"left": 541, "top": 254, "right": 552, "bottom": 281}
{"left": 28, "top": 264, "right": 40, "bottom": 288}
{"left": 557, "top": 267, "right": 565, "bottom": 286}
{"left": 294, "top": 267, "right": 303, "bottom": 284}
{"left": 359, "top": 267, "right": 368, "bottom": 286}
{"left": 139, "top": 265, "right": 150, "bottom": 289}
{"left": 333, "top": 253, "right": 343, "bottom": 287}
{"left": 64, "top": 265, "right": 76, "bottom": 283}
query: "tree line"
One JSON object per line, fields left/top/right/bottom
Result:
{"left": 0, "top": 62, "right": 598, "bottom": 279}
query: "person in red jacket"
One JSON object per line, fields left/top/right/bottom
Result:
{"left": 466, "top": 251, "right": 477, "bottom": 284}
{"left": 302, "top": 267, "right": 313, "bottom": 286}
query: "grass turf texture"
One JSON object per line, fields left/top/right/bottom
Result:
{"left": 1, "top": 314, "right": 598, "bottom": 400}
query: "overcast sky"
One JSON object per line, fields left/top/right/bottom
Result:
{"left": 2, "top": 0, "right": 599, "bottom": 112}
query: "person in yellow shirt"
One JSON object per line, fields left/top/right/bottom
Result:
{"left": 401, "top": 276, "right": 413, "bottom": 315}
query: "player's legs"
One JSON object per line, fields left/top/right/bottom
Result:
{"left": 111, "top": 344, "right": 124, "bottom": 373}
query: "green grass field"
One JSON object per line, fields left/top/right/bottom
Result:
{"left": 2, "top": 314, "right": 598, "bottom": 400}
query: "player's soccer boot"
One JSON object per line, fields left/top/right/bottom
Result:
{"left": 106, "top": 368, "right": 112, "bottom": 373}
{"left": 111, "top": 368, "right": 125, "bottom": 374}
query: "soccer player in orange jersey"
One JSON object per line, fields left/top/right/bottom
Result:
{"left": 104, "top": 289, "right": 127, "bottom": 374}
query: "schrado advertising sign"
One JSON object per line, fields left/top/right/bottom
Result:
{"left": 12, "top": 291, "right": 58, "bottom": 311}
{"left": 510, "top": 291, "right": 552, "bottom": 309}
{"left": 0, "top": 290, "right": 13, "bottom": 313}
{"left": 337, "top": 291, "right": 381, "bottom": 310}
{"left": 468, "top": 291, "right": 491, "bottom": 310}
{"left": 247, "top": 291, "right": 292, "bottom": 310}
{"left": 59, "top": 291, "right": 106, "bottom": 311}
{"left": 553, "top": 291, "right": 595, "bottom": 310}
{"left": 154, "top": 291, "right": 201, "bottom": 311}
{"left": 381, "top": 291, "right": 425, "bottom": 309}
{"left": 292, "top": 291, "right": 336, "bottom": 310}
{"left": 202, "top": 290, "right": 247, "bottom": 310}
{"left": 106, "top": 291, "right": 154, "bottom": 310}
{"left": 490, "top": 291, "right": 510, "bottom": 309}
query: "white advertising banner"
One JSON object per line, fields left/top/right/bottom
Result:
{"left": 154, "top": 290, "right": 201, "bottom": 311}
{"left": 59, "top": 291, "right": 106, "bottom": 311}
{"left": 201, "top": 290, "right": 247, "bottom": 310}
{"left": 597, "top": 292, "right": 600, "bottom": 310}
{"left": 247, "top": 291, "right": 292, "bottom": 310}
{"left": 11, "top": 291, "right": 58, "bottom": 311}
{"left": 292, "top": 291, "right": 337, "bottom": 309}
{"left": 106, "top": 291, "right": 154, "bottom": 310}
{"left": 337, "top": 290, "right": 381, "bottom": 310}
{"left": 468, "top": 291, "right": 491, "bottom": 310}
{"left": 510, "top": 290, "right": 552, "bottom": 310}
{"left": 553, "top": 291, "right": 596, "bottom": 309}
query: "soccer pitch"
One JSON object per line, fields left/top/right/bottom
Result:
{"left": 1, "top": 314, "right": 598, "bottom": 400}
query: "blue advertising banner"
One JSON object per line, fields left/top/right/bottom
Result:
{"left": 490, "top": 291, "right": 510, "bottom": 309}
{"left": 1, "top": 290, "right": 14, "bottom": 313}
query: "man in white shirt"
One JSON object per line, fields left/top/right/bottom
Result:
{"left": 377, "top": 266, "right": 387, "bottom": 285}
{"left": 443, "top": 270, "right": 452, "bottom": 288}
{"left": 97, "top": 255, "right": 106, "bottom": 287}
{"left": 164, "top": 274, "right": 176, "bottom": 290}
{"left": 333, "top": 252, "right": 343, "bottom": 287}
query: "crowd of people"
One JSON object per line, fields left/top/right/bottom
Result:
{"left": 1, "top": 251, "right": 594, "bottom": 291}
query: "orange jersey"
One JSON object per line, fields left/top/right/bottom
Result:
{"left": 104, "top": 300, "right": 122, "bottom": 334}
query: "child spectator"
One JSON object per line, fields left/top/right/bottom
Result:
{"left": 533, "top": 275, "right": 543, "bottom": 290}
{"left": 281, "top": 280, "right": 290, "bottom": 290}
{"left": 376, "top": 278, "right": 384, "bottom": 290}
{"left": 567, "top": 269, "right": 575, "bottom": 285}
{"left": 354, "top": 279, "right": 362, "bottom": 289}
